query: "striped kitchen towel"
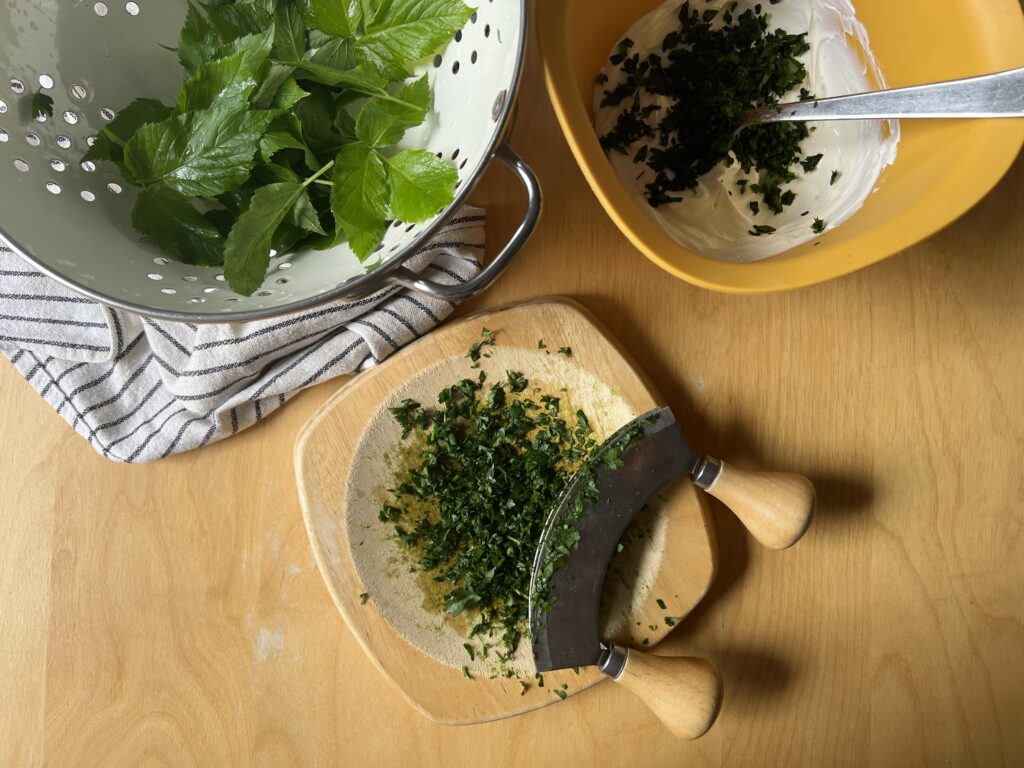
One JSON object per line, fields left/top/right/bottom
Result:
{"left": 0, "top": 206, "right": 483, "bottom": 463}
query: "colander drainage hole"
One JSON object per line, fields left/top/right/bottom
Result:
{"left": 9, "top": 80, "right": 24, "bottom": 94}
{"left": 80, "top": 190, "right": 96, "bottom": 202}
{"left": 125, "top": 1, "right": 140, "bottom": 15}
{"left": 94, "top": 2, "right": 108, "bottom": 16}
{"left": 25, "top": 132, "right": 40, "bottom": 147}
{"left": 38, "top": 74, "right": 54, "bottom": 90}
{"left": 13, "top": 159, "right": 29, "bottom": 173}
{"left": 45, "top": 182, "right": 61, "bottom": 195}
{"left": 0, "top": 129, "right": 8, "bottom": 143}
{"left": 57, "top": 135, "right": 73, "bottom": 149}
{"left": 107, "top": 182, "right": 122, "bottom": 194}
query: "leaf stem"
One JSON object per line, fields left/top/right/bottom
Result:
{"left": 302, "top": 160, "right": 334, "bottom": 189}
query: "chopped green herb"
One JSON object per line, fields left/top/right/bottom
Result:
{"left": 537, "top": 339, "right": 546, "bottom": 350}
{"left": 554, "top": 689, "right": 568, "bottom": 700}
{"left": 641, "top": 638, "right": 650, "bottom": 645}
{"left": 466, "top": 327, "right": 495, "bottom": 367}
{"left": 359, "top": 592, "right": 369, "bottom": 605}
{"left": 830, "top": 169, "right": 841, "bottom": 185}
{"left": 572, "top": 666, "right": 580, "bottom": 675}
{"left": 536, "top": 673, "right": 545, "bottom": 688}
{"left": 598, "top": 3, "right": 818, "bottom": 214}
{"left": 557, "top": 346, "right": 572, "bottom": 358}
{"left": 656, "top": 598, "right": 667, "bottom": 610}
{"left": 520, "top": 681, "right": 530, "bottom": 695}
{"left": 462, "top": 665, "right": 473, "bottom": 680}
{"left": 463, "top": 643, "right": 475, "bottom": 661}
{"left": 380, "top": 347, "right": 602, "bottom": 657}
{"left": 665, "top": 616, "right": 679, "bottom": 627}
{"left": 749, "top": 224, "right": 777, "bottom": 236}
{"left": 800, "top": 153, "right": 824, "bottom": 173}
{"left": 648, "top": 624, "right": 658, "bottom": 632}
{"left": 811, "top": 217, "right": 826, "bottom": 234}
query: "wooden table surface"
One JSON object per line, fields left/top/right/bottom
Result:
{"left": 2, "top": 42, "right": 1023, "bottom": 768}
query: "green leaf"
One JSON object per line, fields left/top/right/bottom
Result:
{"left": 178, "top": 3, "right": 218, "bottom": 75}
{"left": 124, "top": 108, "right": 276, "bottom": 197}
{"left": 358, "top": 0, "right": 473, "bottom": 75}
{"left": 131, "top": 186, "right": 225, "bottom": 266}
{"left": 295, "top": 60, "right": 390, "bottom": 92}
{"left": 387, "top": 149, "right": 455, "bottom": 223}
{"left": 31, "top": 92, "right": 54, "bottom": 120}
{"left": 289, "top": 38, "right": 392, "bottom": 93}
{"left": 176, "top": 33, "right": 273, "bottom": 114}
{"left": 81, "top": 98, "right": 172, "bottom": 163}
{"left": 294, "top": 87, "right": 349, "bottom": 161}
{"left": 355, "top": 74, "right": 428, "bottom": 147}
{"left": 309, "top": 36, "right": 357, "bottom": 69}
{"left": 303, "top": 0, "right": 362, "bottom": 38}
{"left": 207, "top": 3, "right": 273, "bottom": 43}
{"left": 272, "top": 78, "right": 310, "bottom": 111}
{"left": 178, "top": 2, "right": 271, "bottom": 74}
{"left": 272, "top": 219, "right": 309, "bottom": 253}
{"left": 255, "top": 163, "right": 301, "bottom": 184}
{"left": 224, "top": 181, "right": 307, "bottom": 295}
{"left": 291, "top": 188, "right": 327, "bottom": 234}
{"left": 273, "top": 1, "right": 307, "bottom": 62}
{"left": 333, "top": 108, "right": 357, "bottom": 143}
{"left": 260, "top": 130, "right": 310, "bottom": 163}
{"left": 251, "top": 63, "right": 296, "bottom": 109}
{"left": 330, "top": 142, "right": 390, "bottom": 259}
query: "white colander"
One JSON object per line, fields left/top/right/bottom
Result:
{"left": 0, "top": 0, "right": 538, "bottom": 321}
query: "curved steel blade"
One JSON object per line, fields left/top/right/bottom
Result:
{"left": 528, "top": 407, "right": 698, "bottom": 672}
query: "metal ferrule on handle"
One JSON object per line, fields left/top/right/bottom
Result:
{"left": 692, "top": 456, "right": 722, "bottom": 489}
{"left": 598, "top": 643, "right": 629, "bottom": 679}
{"left": 384, "top": 142, "right": 542, "bottom": 301}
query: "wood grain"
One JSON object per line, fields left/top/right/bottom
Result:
{"left": 1, "top": 29, "right": 1023, "bottom": 768}
{"left": 294, "top": 299, "right": 714, "bottom": 723}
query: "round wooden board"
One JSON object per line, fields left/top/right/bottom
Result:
{"left": 294, "top": 298, "right": 716, "bottom": 724}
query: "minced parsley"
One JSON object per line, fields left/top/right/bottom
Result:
{"left": 599, "top": 0, "right": 828, "bottom": 229}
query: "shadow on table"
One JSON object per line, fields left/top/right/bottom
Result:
{"left": 575, "top": 292, "right": 877, "bottom": 710}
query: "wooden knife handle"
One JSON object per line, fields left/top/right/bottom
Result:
{"left": 699, "top": 459, "right": 815, "bottom": 550}
{"left": 603, "top": 647, "right": 722, "bottom": 739}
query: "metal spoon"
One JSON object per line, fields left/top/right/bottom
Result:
{"left": 743, "top": 66, "right": 1024, "bottom": 127}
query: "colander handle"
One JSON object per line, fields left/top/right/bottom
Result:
{"left": 384, "top": 143, "right": 541, "bottom": 301}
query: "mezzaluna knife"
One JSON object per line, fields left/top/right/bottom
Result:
{"left": 528, "top": 407, "right": 814, "bottom": 738}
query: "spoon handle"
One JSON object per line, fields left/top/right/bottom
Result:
{"left": 747, "top": 67, "right": 1024, "bottom": 124}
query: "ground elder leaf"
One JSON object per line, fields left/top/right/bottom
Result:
{"left": 131, "top": 186, "right": 225, "bottom": 266}
{"left": 330, "top": 142, "right": 390, "bottom": 259}
{"left": 224, "top": 181, "right": 307, "bottom": 295}
{"left": 387, "top": 148, "right": 456, "bottom": 223}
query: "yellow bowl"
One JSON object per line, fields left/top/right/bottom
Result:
{"left": 537, "top": 0, "right": 1024, "bottom": 293}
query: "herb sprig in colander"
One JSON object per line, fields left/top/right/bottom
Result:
{"left": 84, "top": 0, "right": 473, "bottom": 295}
